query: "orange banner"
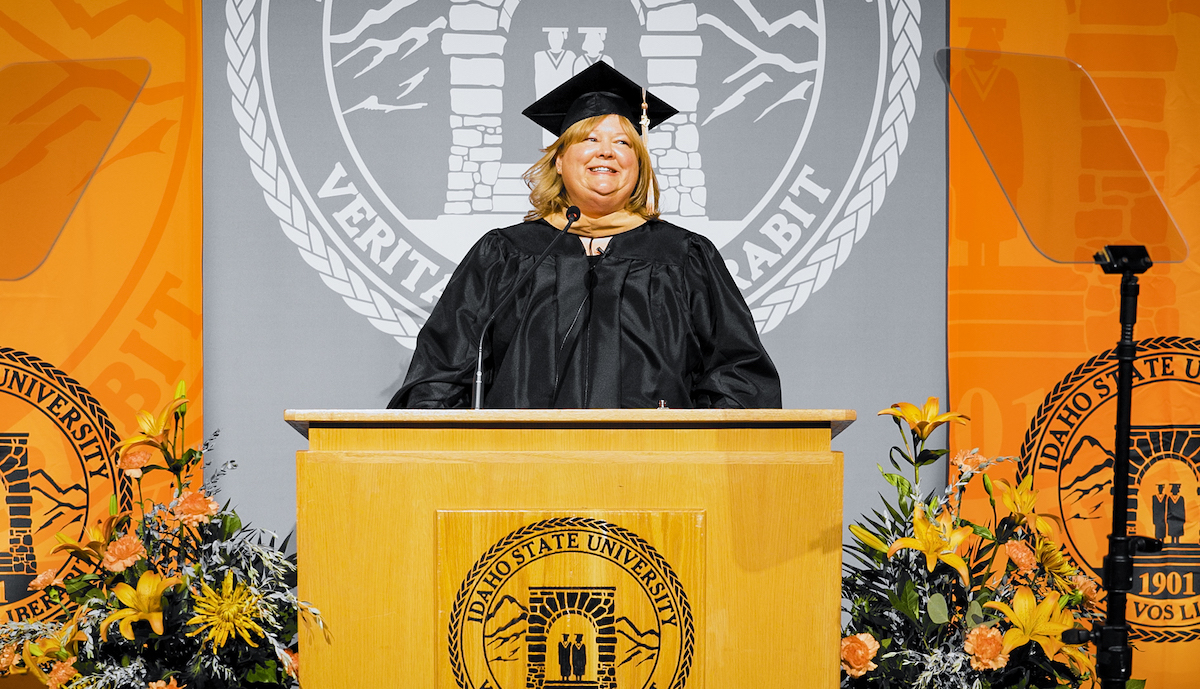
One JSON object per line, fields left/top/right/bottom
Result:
{"left": 0, "top": 2, "right": 201, "bottom": 622}
{"left": 950, "top": 1, "right": 1200, "bottom": 684}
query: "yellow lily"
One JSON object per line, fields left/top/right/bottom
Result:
{"left": 887, "top": 503, "right": 973, "bottom": 584}
{"left": 100, "top": 570, "right": 182, "bottom": 641}
{"left": 114, "top": 396, "right": 188, "bottom": 458}
{"left": 51, "top": 511, "right": 127, "bottom": 564}
{"left": 1052, "top": 604, "right": 1095, "bottom": 678}
{"left": 14, "top": 612, "right": 86, "bottom": 683}
{"left": 19, "top": 642, "right": 48, "bottom": 683}
{"left": 35, "top": 615, "right": 86, "bottom": 658}
{"left": 849, "top": 524, "right": 889, "bottom": 553}
{"left": 878, "top": 397, "right": 969, "bottom": 441}
{"left": 995, "top": 476, "right": 1062, "bottom": 536}
{"left": 984, "top": 586, "right": 1072, "bottom": 657}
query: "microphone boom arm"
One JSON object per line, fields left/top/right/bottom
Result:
{"left": 472, "top": 206, "right": 582, "bottom": 409}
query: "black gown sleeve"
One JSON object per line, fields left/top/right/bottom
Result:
{"left": 684, "top": 234, "right": 782, "bottom": 408}
{"left": 387, "top": 232, "right": 517, "bottom": 408}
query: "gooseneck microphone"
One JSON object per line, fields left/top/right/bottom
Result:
{"left": 472, "top": 206, "right": 582, "bottom": 409}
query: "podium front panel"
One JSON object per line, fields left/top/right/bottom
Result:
{"left": 289, "top": 409, "right": 850, "bottom": 689}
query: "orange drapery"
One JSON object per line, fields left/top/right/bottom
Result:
{"left": 949, "top": 1, "right": 1200, "bottom": 683}
{"left": 0, "top": 1, "right": 202, "bottom": 621}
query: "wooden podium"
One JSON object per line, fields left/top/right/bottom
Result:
{"left": 286, "top": 409, "right": 853, "bottom": 689}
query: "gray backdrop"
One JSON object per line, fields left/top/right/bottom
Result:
{"left": 203, "top": 0, "right": 948, "bottom": 538}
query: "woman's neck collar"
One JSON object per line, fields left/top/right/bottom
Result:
{"left": 544, "top": 209, "right": 648, "bottom": 238}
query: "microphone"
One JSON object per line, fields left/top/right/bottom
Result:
{"left": 472, "top": 206, "right": 582, "bottom": 409}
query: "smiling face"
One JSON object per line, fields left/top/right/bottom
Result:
{"left": 555, "top": 114, "right": 639, "bottom": 218}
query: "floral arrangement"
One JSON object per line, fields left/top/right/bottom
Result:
{"left": 0, "top": 385, "right": 329, "bottom": 688}
{"left": 840, "top": 397, "right": 1118, "bottom": 689}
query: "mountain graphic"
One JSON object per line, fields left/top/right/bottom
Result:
{"left": 1061, "top": 435, "right": 1115, "bottom": 522}
{"left": 615, "top": 616, "right": 660, "bottom": 668}
{"left": 485, "top": 595, "right": 529, "bottom": 662}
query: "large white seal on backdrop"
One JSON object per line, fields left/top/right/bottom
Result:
{"left": 225, "top": 0, "right": 924, "bottom": 347}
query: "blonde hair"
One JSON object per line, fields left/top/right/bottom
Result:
{"left": 523, "top": 115, "right": 660, "bottom": 221}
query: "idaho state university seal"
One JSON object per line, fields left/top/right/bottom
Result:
{"left": 1020, "top": 336, "right": 1200, "bottom": 642}
{"left": 0, "top": 348, "right": 128, "bottom": 621}
{"left": 445, "top": 515, "right": 696, "bottom": 689}
{"left": 229, "top": 0, "right": 924, "bottom": 346}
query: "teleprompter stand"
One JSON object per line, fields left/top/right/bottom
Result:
{"left": 937, "top": 49, "right": 1189, "bottom": 687}
{"left": 1074, "top": 246, "right": 1165, "bottom": 688}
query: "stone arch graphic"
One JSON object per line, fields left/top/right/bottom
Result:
{"left": 1127, "top": 426, "right": 1200, "bottom": 537}
{"left": 525, "top": 586, "right": 619, "bottom": 689}
{"left": 0, "top": 434, "right": 36, "bottom": 601}
{"left": 441, "top": 0, "right": 707, "bottom": 218}
{"left": 1130, "top": 427, "right": 1200, "bottom": 485}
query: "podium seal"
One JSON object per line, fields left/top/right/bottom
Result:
{"left": 447, "top": 516, "right": 694, "bottom": 689}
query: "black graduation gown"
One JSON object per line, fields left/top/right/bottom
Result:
{"left": 389, "top": 219, "right": 781, "bottom": 409}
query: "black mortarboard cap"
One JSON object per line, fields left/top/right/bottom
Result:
{"left": 522, "top": 62, "right": 678, "bottom": 136}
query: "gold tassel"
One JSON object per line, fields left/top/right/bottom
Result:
{"left": 640, "top": 87, "right": 650, "bottom": 138}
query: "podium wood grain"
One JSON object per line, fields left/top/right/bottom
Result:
{"left": 288, "top": 409, "right": 852, "bottom": 689}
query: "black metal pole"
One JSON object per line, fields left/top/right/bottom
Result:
{"left": 1090, "top": 246, "right": 1160, "bottom": 689}
{"left": 1096, "top": 270, "right": 1138, "bottom": 689}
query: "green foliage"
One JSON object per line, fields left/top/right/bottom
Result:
{"left": 914, "top": 449, "right": 944, "bottom": 467}
{"left": 246, "top": 660, "right": 280, "bottom": 683}
{"left": 965, "top": 600, "right": 986, "bottom": 629}
{"left": 969, "top": 523, "right": 995, "bottom": 541}
{"left": 879, "top": 468, "right": 914, "bottom": 502}
{"left": 888, "top": 580, "right": 920, "bottom": 624}
{"left": 927, "top": 593, "right": 949, "bottom": 625}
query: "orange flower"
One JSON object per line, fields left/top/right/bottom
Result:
{"left": 148, "top": 678, "right": 186, "bottom": 689}
{"left": 118, "top": 446, "right": 154, "bottom": 479}
{"left": 46, "top": 656, "right": 77, "bottom": 689}
{"left": 29, "top": 569, "right": 61, "bottom": 591}
{"left": 952, "top": 448, "right": 992, "bottom": 474}
{"left": 102, "top": 533, "right": 146, "bottom": 572}
{"left": 1072, "top": 574, "right": 1100, "bottom": 609}
{"left": 0, "top": 645, "right": 14, "bottom": 672}
{"left": 281, "top": 649, "right": 299, "bottom": 678}
{"left": 174, "top": 490, "right": 219, "bottom": 527}
{"left": 840, "top": 632, "right": 880, "bottom": 678}
{"left": 1006, "top": 540, "right": 1037, "bottom": 572}
{"left": 964, "top": 626, "right": 1009, "bottom": 670}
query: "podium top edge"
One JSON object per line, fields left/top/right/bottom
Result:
{"left": 284, "top": 409, "right": 857, "bottom": 439}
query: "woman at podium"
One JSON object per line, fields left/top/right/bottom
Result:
{"left": 389, "top": 63, "right": 780, "bottom": 409}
